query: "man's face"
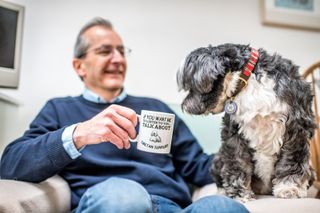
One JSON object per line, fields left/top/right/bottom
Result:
{"left": 76, "top": 26, "right": 127, "bottom": 94}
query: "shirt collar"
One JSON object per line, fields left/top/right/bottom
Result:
{"left": 83, "top": 88, "right": 127, "bottom": 104}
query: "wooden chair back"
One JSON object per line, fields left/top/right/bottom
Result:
{"left": 302, "top": 61, "right": 320, "bottom": 197}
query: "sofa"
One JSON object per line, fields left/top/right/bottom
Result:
{"left": 0, "top": 175, "right": 319, "bottom": 213}
{"left": 0, "top": 104, "right": 319, "bottom": 212}
{"left": 0, "top": 175, "right": 70, "bottom": 213}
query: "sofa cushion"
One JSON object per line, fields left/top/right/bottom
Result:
{"left": 0, "top": 175, "right": 71, "bottom": 213}
{"left": 192, "top": 183, "right": 320, "bottom": 213}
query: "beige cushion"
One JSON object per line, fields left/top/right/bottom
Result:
{"left": 1, "top": 176, "right": 319, "bottom": 212}
{"left": 0, "top": 175, "right": 71, "bottom": 213}
{"left": 192, "top": 183, "right": 320, "bottom": 213}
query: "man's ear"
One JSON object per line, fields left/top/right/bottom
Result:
{"left": 73, "top": 58, "right": 86, "bottom": 79}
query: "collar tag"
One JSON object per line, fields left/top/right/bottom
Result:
{"left": 224, "top": 99, "right": 238, "bottom": 114}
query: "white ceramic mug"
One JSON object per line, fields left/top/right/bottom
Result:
{"left": 130, "top": 110, "right": 175, "bottom": 154}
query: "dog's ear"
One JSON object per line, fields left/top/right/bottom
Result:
{"left": 217, "top": 44, "right": 250, "bottom": 71}
{"left": 177, "top": 47, "right": 225, "bottom": 94}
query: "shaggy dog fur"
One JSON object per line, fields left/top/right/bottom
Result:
{"left": 177, "top": 43, "right": 316, "bottom": 202}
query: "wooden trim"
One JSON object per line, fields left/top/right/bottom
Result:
{"left": 302, "top": 61, "right": 320, "bottom": 79}
{"left": 302, "top": 62, "right": 320, "bottom": 193}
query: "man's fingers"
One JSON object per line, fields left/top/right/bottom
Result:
{"left": 104, "top": 119, "right": 131, "bottom": 149}
{"left": 104, "top": 105, "right": 138, "bottom": 139}
{"left": 109, "top": 105, "right": 139, "bottom": 126}
{"left": 102, "top": 132, "right": 125, "bottom": 149}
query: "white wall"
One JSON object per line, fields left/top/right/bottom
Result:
{"left": 1, "top": 0, "right": 320, "bottom": 154}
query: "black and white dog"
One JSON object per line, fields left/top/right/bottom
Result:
{"left": 177, "top": 43, "right": 315, "bottom": 201}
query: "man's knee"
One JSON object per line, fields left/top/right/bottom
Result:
{"left": 79, "top": 177, "right": 152, "bottom": 213}
{"left": 185, "top": 195, "right": 249, "bottom": 213}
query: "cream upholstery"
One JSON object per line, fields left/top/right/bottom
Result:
{"left": 193, "top": 183, "right": 320, "bottom": 213}
{"left": 0, "top": 176, "right": 319, "bottom": 213}
{"left": 0, "top": 175, "right": 70, "bottom": 213}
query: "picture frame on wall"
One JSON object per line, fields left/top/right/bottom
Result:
{"left": 261, "top": 0, "right": 320, "bottom": 31}
{"left": 0, "top": 1, "right": 24, "bottom": 88}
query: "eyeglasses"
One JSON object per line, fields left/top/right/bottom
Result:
{"left": 79, "top": 45, "right": 132, "bottom": 58}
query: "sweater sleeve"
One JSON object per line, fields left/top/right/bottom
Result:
{"left": 0, "top": 101, "right": 74, "bottom": 182}
{"left": 171, "top": 115, "right": 215, "bottom": 186}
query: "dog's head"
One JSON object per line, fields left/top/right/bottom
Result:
{"left": 177, "top": 43, "right": 252, "bottom": 115}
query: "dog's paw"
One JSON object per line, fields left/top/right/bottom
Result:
{"left": 274, "top": 187, "right": 300, "bottom": 198}
{"left": 235, "top": 194, "right": 256, "bottom": 203}
{"left": 273, "top": 182, "right": 307, "bottom": 198}
{"left": 235, "top": 196, "right": 256, "bottom": 203}
{"left": 234, "top": 191, "right": 256, "bottom": 203}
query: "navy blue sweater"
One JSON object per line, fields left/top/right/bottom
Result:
{"left": 0, "top": 95, "right": 214, "bottom": 209}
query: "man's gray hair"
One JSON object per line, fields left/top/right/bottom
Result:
{"left": 74, "top": 17, "right": 113, "bottom": 58}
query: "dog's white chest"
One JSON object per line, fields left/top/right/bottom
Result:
{"left": 240, "top": 113, "right": 286, "bottom": 154}
{"left": 241, "top": 113, "right": 285, "bottom": 188}
{"left": 233, "top": 74, "right": 288, "bottom": 155}
{"left": 232, "top": 74, "right": 289, "bottom": 186}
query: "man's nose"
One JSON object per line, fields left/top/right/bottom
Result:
{"left": 111, "top": 49, "right": 125, "bottom": 62}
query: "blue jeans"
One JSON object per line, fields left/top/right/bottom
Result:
{"left": 75, "top": 177, "right": 249, "bottom": 213}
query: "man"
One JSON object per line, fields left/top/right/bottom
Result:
{"left": 0, "top": 17, "right": 248, "bottom": 213}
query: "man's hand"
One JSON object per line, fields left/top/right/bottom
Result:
{"left": 72, "top": 104, "right": 138, "bottom": 150}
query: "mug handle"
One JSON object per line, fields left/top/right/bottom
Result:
{"left": 129, "top": 114, "right": 140, "bottom": 142}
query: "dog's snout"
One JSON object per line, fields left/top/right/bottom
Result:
{"left": 181, "top": 94, "right": 207, "bottom": 115}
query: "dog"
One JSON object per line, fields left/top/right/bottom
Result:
{"left": 177, "top": 43, "right": 316, "bottom": 202}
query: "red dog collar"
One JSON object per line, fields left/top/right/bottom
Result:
{"left": 233, "top": 48, "right": 259, "bottom": 96}
{"left": 224, "top": 48, "right": 259, "bottom": 114}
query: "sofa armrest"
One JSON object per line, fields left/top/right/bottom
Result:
{"left": 0, "top": 175, "right": 71, "bottom": 213}
{"left": 192, "top": 183, "right": 320, "bottom": 213}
